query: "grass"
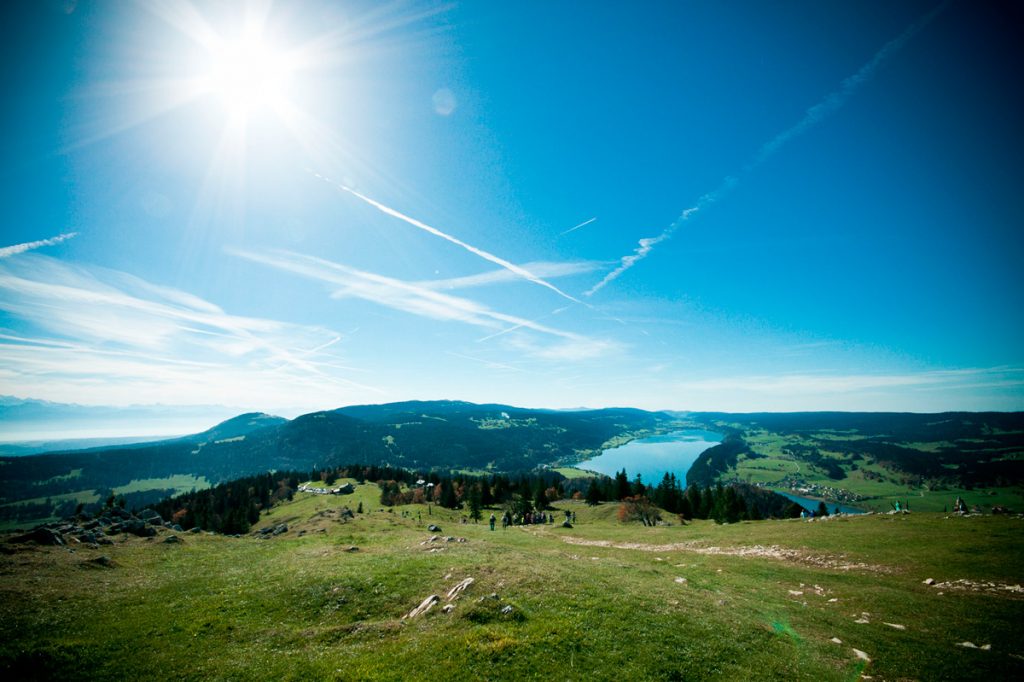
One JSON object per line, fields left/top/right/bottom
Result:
{"left": 2, "top": 485, "right": 1022, "bottom": 680}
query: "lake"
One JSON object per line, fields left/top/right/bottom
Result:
{"left": 774, "top": 491, "right": 865, "bottom": 515}
{"left": 575, "top": 429, "right": 723, "bottom": 485}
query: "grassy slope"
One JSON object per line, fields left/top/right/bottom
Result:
{"left": 1, "top": 484, "right": 1022, "bottom": 681}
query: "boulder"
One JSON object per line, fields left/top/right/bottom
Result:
{"left": 8, "top": 527, "right": 64, "bottom": 546}
{"left": 138, "top": 509, "right": 163, "bottom": 524}
{"left": 272, "top": 523, "right": 288, "bottom": 536}
{"left": 561, "top": 521, "right": 573, "bottom": 529}
{"left": 125, "top": 519, "right": 157, "bottom": 537}
{"left": 428, "top": 524, "right": 442, "bottom": 532}
{"left": 163, "top": 535, "right": 183, "bottom": 544}
{"left": 189, "top": 527, "right": 202, "bottom": 534}
{"left": 171, "top": 524, "right": 184, "bottom": 532}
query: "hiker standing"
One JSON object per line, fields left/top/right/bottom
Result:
{"left": 489, "top": 513, "right": 496, "bottom": 531}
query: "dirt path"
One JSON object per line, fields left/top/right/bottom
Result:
{"left": 557, "top": 535, "right": 890, "bottom": 573}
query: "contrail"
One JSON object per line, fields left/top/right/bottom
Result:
{"left": 312, "top": 173, "right": 582, "bottom": 304}
{"left": 0, "top": 232, "right": 78, "bottom": 259}
{"left": 586, "top": 1, "right": 949, "bottom": 297}
{"left": 560, "top": 217, "right": 597, "bottom": 236}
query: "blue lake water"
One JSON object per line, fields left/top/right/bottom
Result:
{"left": 774, "top": 491, "right": 865, "bottom": 515}
{"left": 576, "top": 430, "right": 723, "bottom": 485}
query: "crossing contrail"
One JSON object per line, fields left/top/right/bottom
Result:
{"left": 560, "top": 217, "right": 597, "bottom": 236}
{"left": 586, "top": 1, "right": 950, "bottom": 297}
{"left": 313, "top": 172, "right": 582, "bottom": 305}
{"left": 0, "top": 232, "right": 78, "bottom": 259}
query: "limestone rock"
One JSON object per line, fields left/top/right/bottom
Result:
{"left": 405, "top": 594, "right": 440, "bottom": 619}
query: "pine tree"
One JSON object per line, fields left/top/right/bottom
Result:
{"left": 468, "top": 484, "right": 483, "bottom": 521}
{"left": 585, "top": 478, "right": 602, "bottom": 506}
{"left": 615, "top": 469, "right": 631, "bottom": 501}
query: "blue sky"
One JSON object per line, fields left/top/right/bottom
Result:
{"left": 1, "top": 0, "right": 1022, "bottom": 423}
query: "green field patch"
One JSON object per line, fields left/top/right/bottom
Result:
{"left": 552, "top": 467, "right": 595, "bottom": 479}
{"left": 113, "top": 475, "right": 210, "bottom": 496}
{"left": 0, "top": 489, "right": 99, "bottom": 508}
{"left": 37, "top": 468, "right": 84, "bottom": 485}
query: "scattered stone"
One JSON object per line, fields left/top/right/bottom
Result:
{"left": 446, "top": 577, "right": 474, "bottom": 601}
{"left": 87, "top": 555, "right": 114, "bottom": 568}
{"left": 344, "top": 546, "right": 359, "bottom": 552}
{"left": 788, "top": 590, "right": 803, "bottom": 596}
{"left": 854, "top": 618, "right": 870, "bottom": 624}
{"left": 923, "top": 578, "right": 935, "bottom": 585}
{"left": 674, "top": 577, "right": 688, "bottom": 584}
{"left": 958, "top": 641, "right": 977, "bottom": 649}
{"left": 163, "top": 535, "right": 183, "bottom": 544}
{"left": 852, "top": 648, "right": 871, "bottom": 662}
{"left": 500, "top": 605, "right": 514, "bottom": 615}
{"left": 442, "top": 604, "right": 455, "bottom": 614}
{"left": 830, "top": 637, "right": 842, "bottom": 644}
{"left": 272, "top": 523, "right": 288, "bottom": 536}
{"left": 928, "top": 578, "right": 1024, "bottom": 595}
{"left": 827, "top": 598, "right": 839, "bottom": 603}
{"left": 428, "top": 524, "right": 442, "bottom": 532}
{"left": 404, "top": 594, "right": 440, "bottom": 619}
{"left": 884, "top": 622, "right": 906, "bottom": 630}
{"left": 981, "top": 644, "right": 992, "bottom": 651}
{"left": 189, "top": 526, "right": 202, "bottom": 533}
{"left": 171, "top": 524, "right": 184, "bottom": 532}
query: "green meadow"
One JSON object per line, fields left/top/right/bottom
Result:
{"left": 2, "top": 482, "right": 1022, "bottom": 681}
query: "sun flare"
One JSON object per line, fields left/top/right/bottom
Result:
{"left": 203, "top": 35, "right": 295, "bottom": 116}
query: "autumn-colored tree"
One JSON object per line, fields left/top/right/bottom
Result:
{"left": 617, "top": 495, "right": 661, "bottom": 526}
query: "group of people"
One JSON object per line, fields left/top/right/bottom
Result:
{"left": 488, "top": 509, "right": 577, "bottom": 530}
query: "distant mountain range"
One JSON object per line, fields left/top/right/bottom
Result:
{"left": 0, "top": 401, "right": 675, "bottom": 525}
{"left": 2, "top": 400, "right": 1023, "bottom": 527}
{"left": 0, "top": 396, "right": 244, "bottom": 443}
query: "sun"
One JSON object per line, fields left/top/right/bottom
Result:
{"left": 201, "top": 34, "right": 295, "bottom": 117}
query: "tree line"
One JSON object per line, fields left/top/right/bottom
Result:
{"left": 146, "top": 463, "right": 805, "bottom": 535}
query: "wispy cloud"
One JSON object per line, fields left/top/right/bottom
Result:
{"left": 0, "top": 232, "right": 78, "bottom": 259}
{"left": 587, "top": 2, "right": 950, "bottom": 296}
{"left": 560, "top": 217, "right": 597, "bottom": 236}
{"left": 416, "top": 260, "right": 604, "bottom": 291}
{"left": 674, "top": 367, "right": 1024, "bottom": 395}
{"left": 312, "top": 172, "right": 583, "bottom": 304}
{"left": 230, "top": 247, "right": 617, "bottom": 361}
{"left": 0, "top": 254, "right": 377, "bottom": 410}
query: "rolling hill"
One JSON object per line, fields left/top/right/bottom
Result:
{"left": 0, "top": 402, "right": 673, "bottom": 528}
